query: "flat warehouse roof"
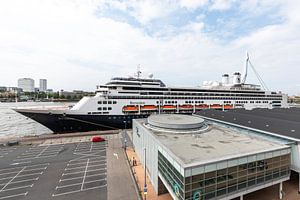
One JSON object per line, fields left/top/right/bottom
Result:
{"left": 196, "top": 108, "right": 300, "bottom": 141}
{"left": 136, "top": 117, "right": 288, "bottom": 167}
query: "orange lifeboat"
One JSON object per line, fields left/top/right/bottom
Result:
{"left": 141, "top": 105, "right": 158, "bottom": 111}
{"left": 210, "top": 104, "right": 222, "bottom": 109}
{"left": 179, "top": 104, "right": 193, "bottom": 110}
{"left": 224, "top": 104, "right": 233, "bottom": 109}
{"left": 162, "top": 105, "right": 176, "bottom": 110}
{"left": 195, "top": 104, "right": 209, "bottom": 109}
{"left": 122, "top": 105, "right": 138, "bottom": 112}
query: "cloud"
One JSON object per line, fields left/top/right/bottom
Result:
{"left": 0, "top": 0, "right": 299, "bottom": 96}
{"left": 209, "top": 0, "right": 235, "bottom": 11}
{"left": 179, "top": 0, "right": 209, "bottom": 10}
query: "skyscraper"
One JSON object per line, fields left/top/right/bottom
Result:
{"left": 18, "top": 78, "right": 35, "bottom": 92}
{"left": 39, "top": 79, "right": 47, "bottom": 92}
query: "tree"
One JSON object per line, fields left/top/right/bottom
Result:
{"left": 53, "top": 92, "right": 59, "bottom": 99}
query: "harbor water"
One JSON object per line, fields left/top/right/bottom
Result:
{"left": 0, "top": 102, "right": 74, "bottom": 138}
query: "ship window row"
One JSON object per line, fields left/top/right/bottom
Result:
{"left": 121, "top": 87, "right": 266, "bottom": 94}
{"left": 98, "top": 107, "right": 112, "bottom": 111}
{"left": 185, "top": 101, "right": 205, "bottom": 104}
{"left": 163, "top": 100, "right": 178, "bottom": 104}
{"left": 98, "top": 100, "right": 117, "bottom": 104}
{"left": 108, "top": 96, "right": 282, "bottom": 101}
{"left": 138, "top": 91, "right": 271, "bottom": 97}
{"left": 87, "top": 112, "right": 109, "bottom": 114}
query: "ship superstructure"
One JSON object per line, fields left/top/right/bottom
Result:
{"left": 14, "top": 56, "right": 288, "bottom": 133}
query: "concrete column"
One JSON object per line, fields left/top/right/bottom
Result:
{"left": 299, "top": 172, "right": 300, "bottom": 194}
{"left": 240, "top": 195, "right": 243, "bottom": 200}
{"left": 279, "top": 182, "right": 283, "bottom": 199}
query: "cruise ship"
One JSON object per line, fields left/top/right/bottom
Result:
{"left": 14, "top": 58, "right": 288, "bottom": 133}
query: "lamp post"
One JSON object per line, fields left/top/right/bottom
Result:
{"left": 144, "top": 147, "right": 147, "bottom": 200}
{"left": 123, "top": 121, "right": 127, "bottom": 150}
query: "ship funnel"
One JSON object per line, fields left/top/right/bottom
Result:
{"left": 233, "top": 72, "right": 241, "bottom": 84}
{"left": 221, "top": 74, "right": 229, "bottom": 85}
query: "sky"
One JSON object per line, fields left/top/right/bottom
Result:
{"left": 0, "top": 0, "right": 300, "bottom": 95}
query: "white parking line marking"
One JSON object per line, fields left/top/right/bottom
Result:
{"left": 81, "top": 159, "right": 89, "bottom": 190}
{"left": 10, "top": 177, "right": 39, "bottom": 185}
{"left": 52, "top": 185, "right": 106, "bottom": 197}
{"left": 2, "top": 184, "right": 33, "bottom": 192}
{"left": 56, "top": 178, "right": 106, "bottom": 189}
{"left": 14, "top": 145, "right": 63, "bottom": 161}
{"left": 62, "top": 168, "right": 106, "bottom": 176}
{"left": 0, "top": 167, "right": 25, "bottom": 192}
{"left": 67, "top": 160, "right": 105, "bottom": 167}
{"left": 0, "top": 172, "right": 43, "bottom": 181}
{"left": 10, "top": 161, "right": 32, "bottom": 166}
{"left": 59, "top": 172, "right": 106, "bottom": 182}
{"left": 0, "top": 192, "right": 28, "bottom": 199}
{"left": 0, "top": 163, "right": 48, "bottom": 199}
{"left": 65, "top": 163, "right": 106, "bottom": 171}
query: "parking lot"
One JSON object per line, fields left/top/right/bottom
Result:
{"left": 0, "top": 139, "right": 108, "bottom": 200}
{"left": 14, "top": 144, "right": 64, "bottom": 162}
{"left": 0, "top": 163, "right": 49, "bottom": 199}
{"left": 53, "top": 141, "right": 107, "bottom": 197}
{"left": 0, "top": 147, "right": 15, "bottom": 158}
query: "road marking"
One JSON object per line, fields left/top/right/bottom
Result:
{"left": 10, "top": 161, "right": 32, "bottom": 166}
{"left": 0, "top": 192, "right": 28, "bottom": 199}
{"left": 67, "top": 160, "right": 105, "bottom": 167}
{"left": 0, "top": 167, "right": 25, "bottom": 192}
{"left": 113, "top": 153, "right": 118, "bottom": 159}
{"left": 63, "top": 168, "right": 105, "bottom": 176}
{"left": 65, "top": 163, "right": 106, "bottom": 171}
{"left": 10, "top": 177, "right": 39, "bottom": 185}
{"left": 59, "top": 172, "right": 106, "bottom": 182}
{"left": 52, "top": 184, "right": 107, "bottom": 197}
{"left": 2, "top": 184, "right": 33, "bottom": 192}
{"left": 56, "top": 178, "right": 106, "bottom": 189}
{"left": 81, "top": 159, "right": 89, "bottom": 190}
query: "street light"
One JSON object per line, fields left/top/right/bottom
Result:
{"left": 144, "top": 147, "right": 147, "bottom": 200}
{"left": 123, "top": 121, "right": 127, "bottom": 150}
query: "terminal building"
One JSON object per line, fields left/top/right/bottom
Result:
{"left": 132, "top": 114, "right": 291, "bottom": 200}
{"left": 197, "top": 108, "right": 300, "bottom": 194}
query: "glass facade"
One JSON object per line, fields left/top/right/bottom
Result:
{"left": 158, "top": 150, "right": 290, "bottom": 200}
{"left": 158, "top": 151, "right": 185, "bottom": 200}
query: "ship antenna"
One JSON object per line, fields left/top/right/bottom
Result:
{"left": 241, "top": 52, "right": 249, "bottom": 84}
{"left": 137, "top": 64, "right": 142, "bottom": 79}
{"left": 247, "top": 54, "right": 269, "bottom": 91}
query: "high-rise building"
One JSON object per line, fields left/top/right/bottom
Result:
{"left": 39, "top": 79, "right": 47, "bottom": 92}
{"left": 18, "top": 78, "right": 35, "bottom": 92}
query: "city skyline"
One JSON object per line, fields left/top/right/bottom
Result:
{"left": 0, "top": 1, "right": 300, "bottom": 95}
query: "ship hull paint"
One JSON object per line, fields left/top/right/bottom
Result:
{"left": 16, "top": 111, "right": 150, "bottom": 133}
